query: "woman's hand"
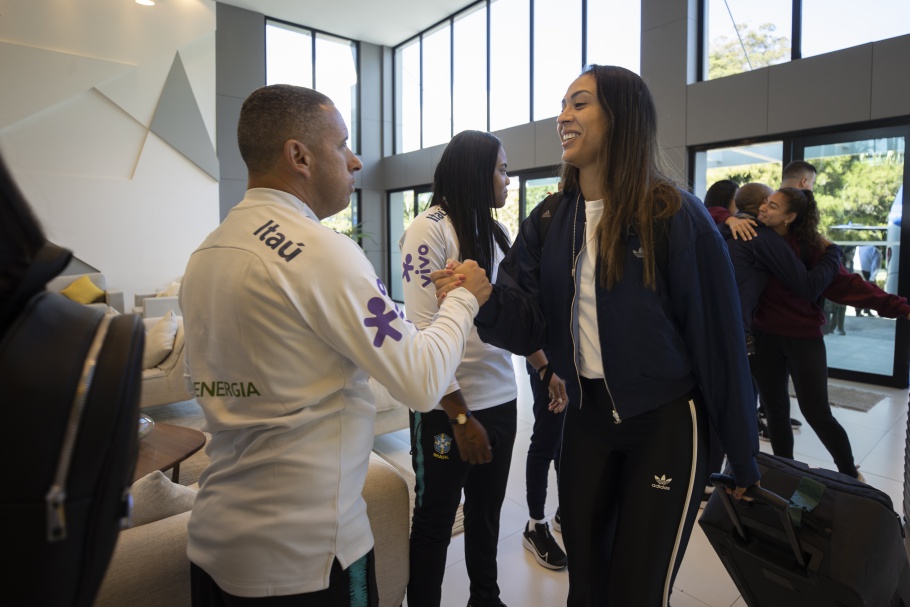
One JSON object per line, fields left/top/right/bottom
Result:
{"left": 726, "top": 480, "right": 760, "bottom": 501}
{"left": 546, "top": 372, "right": 568, "bottom": 413}
{"left": 430, "top": 259, "right": 466, "bottom": 306}
{"left": 727, "top": 216, "right": 758, "bottom": 240}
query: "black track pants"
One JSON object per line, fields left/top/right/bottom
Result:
{"left": 559, "top": 379, "right": 708, "bottom": 607}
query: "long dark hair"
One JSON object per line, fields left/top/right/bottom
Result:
{"left": 560, "top": 65, "right": 681, "bottom": 290}
{"left": 778, "top": 187, "right": 824, "bottom": 252}
{"left": 432, "top": 130, "right": 511, "bottom": 274}
{"left": 704, "top": 179, "right": 739, "bottom": 209}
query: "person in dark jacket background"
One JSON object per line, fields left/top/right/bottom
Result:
{"left": 434, "top": 65, "right": 759, "bottom": 607}
{"left": 751, "top": 187, "right": 910, "bottom": 479}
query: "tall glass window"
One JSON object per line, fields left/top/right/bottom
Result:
{"left": 422, "top": 23, "right": 452, "bottom": 148}
{"left": 321, "top": 191, "right": 360, "bottom": 241}
{"left": 315, "top": 33, "right": 358, "bottom": 152}
{"left": 393, "top": 0, "right": 644, "bottom": 151}
{"left": 266, "top": 23, "right": 313, "bottom": 86}
{"left": 802, "top": 0, "right": 910, "bottom": 59}
{"left": 525, "top": 176, "right": 561, "bottom": 214}
{"left": 489, "top": 0, "right": 530, "bottom": 131}
{"left": 533, "top": 0, "right": 581, "bottom": 121}
{"left": 396, "top": 39, "right": 421, "bottom": 153}
{"left": 587, "top": 0, "right": 641, "bottom": 74}
{"left": 453, "top": 4, "right": 488, "bottom": 134}
{"left": 388, "top": 189, "right": 432, "bottom": 302}
{"left": 696, "top": 141, "right": 783, "bottom": 201}
{"left": 703, "top": 0, "right": 791, "bottom": 80}
{"left": 266, "top": 22, "right": 358, "bottom": 152}
{"left": 802, "top": 134, "right": 905, "bottom": 378}
{"left": 496, "top": 176, "right": 522, "bottom": 241}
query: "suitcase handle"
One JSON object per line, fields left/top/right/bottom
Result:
{"left": 709, "top": 473, "right": 807, "bottom": 569}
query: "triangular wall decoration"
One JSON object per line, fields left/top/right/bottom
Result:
{"left": 150, "top": 52, "right": 219, "bottom": 180}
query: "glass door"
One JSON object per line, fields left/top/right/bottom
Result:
{"left": 795, "top": 126, "right": 909, "bottom": 386}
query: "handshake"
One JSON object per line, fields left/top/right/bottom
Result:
{"left": 430, "top": 259, "right": 492, "bottom": 307}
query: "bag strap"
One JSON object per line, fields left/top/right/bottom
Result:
{"left": 536, "top": 192, "right": 562, "bottom": 246}
{"left": 45, "top": 314, "right": 113, "bottom": 542}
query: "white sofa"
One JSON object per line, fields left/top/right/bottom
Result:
{"left": 369, "top": 377, "right": 410, "bottom": 436}
{"left": 141, "top": 315, "right": 194, "bottom": 409}
{"left": 134, "top": 292, "right": 182, "bottom": 319}
{"left": 93, "top": 453, "right": 411, "bottom": 607}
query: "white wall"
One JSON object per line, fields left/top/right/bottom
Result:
{"left": 0, "top": 0, "right": 220, "bottom": 306}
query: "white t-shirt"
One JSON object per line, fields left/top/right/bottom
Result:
{"left": 399, "top": 205, "right": 517, "bottom": 410}
{"left": 180, "top": 188, "right": 478, "bottom": 597}
{"left": 577, "top": 198, "right": 605, "bottom": 379}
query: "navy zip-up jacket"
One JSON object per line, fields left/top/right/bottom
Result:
{"left": 476, "top": 188, "right": 760, "bottom": 487}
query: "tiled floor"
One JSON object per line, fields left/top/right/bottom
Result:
{"left": 373, "top": 356, "right": 909, "bottom": 607}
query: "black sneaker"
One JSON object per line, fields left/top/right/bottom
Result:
{"left": 551, "top": 509, "right": 561, "bottom": 533}
{"left": 522, "top": 522, "right": 567, "bottom": 570}
{"left": 466, "top": 601, "right": 508, "bottom": 607}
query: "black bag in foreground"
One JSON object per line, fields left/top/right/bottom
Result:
{"left": 700, "top": 452, "right": 910, "bottom": 607}
{"left": 0, "top": 243, "right": 144, "bottom": 606}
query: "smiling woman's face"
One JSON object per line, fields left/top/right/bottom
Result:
{"left": 758, "top": 191, "right": 797, "bottom": 233}
{"left": 557, "top": 74, "right": 607, "bottom": 174}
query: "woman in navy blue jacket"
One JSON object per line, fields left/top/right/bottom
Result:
{"left": 435, "top": 65, "right": 760, "bottom": 606}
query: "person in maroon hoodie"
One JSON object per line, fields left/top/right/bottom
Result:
{"left": 750, "top": 187, "right": 910, "bottom": 480}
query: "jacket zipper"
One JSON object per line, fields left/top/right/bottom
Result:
{"left": 569, "top": 207, "right": 622, "bottom": 424}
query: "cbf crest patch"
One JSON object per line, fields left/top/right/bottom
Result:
{"left": 433, "top": 433, "right": 453, "bottom": 460}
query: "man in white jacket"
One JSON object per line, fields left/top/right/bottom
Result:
{"left": 180, "top": 84, "right": 491, "bottom": 606}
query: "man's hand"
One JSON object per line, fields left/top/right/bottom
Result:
{"left": 430, "top": 259, "right": 491, "bottom": 306}
{"left": 453, "top": 417, "right": 493, "bottom": 464}
{"left": 727, "top": 216, "right": 758, "bottom": 240}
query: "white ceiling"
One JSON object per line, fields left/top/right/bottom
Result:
{"left": 217, "top": 0, "right": 475, "bottom": 47}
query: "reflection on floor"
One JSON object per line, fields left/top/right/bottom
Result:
{"left": 372, "top": 356, "right": 908, "bottom": 607}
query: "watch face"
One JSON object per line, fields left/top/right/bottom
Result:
{"left": 457, "top": 413, "right": 467, "bottom": 424}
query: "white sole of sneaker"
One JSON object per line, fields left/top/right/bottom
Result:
{"left": 521, "top": 535, "right": 566, "bottom": 570}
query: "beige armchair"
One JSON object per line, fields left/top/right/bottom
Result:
{"left": 134, "top": 292, "right": 182, "bottom": 319}
{"left": 94, "top": 453, "right": 411, "bottom": 607}
{"left": 141, "top": 315, "right": 194, "bottom": 409}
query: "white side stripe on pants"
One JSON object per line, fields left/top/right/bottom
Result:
{"left": 662, "top": 399, "right": 699, "bottom": 607}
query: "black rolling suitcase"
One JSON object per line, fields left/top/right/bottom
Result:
{"left": 700, "top": 452, "right": 910, "bottom": 606}
{"left": 0, "top": 243, "right": 145, "bottom": 606}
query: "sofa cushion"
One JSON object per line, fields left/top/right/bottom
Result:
{"left": 142, "top": 310, "right": 179, "bottom": 369}
{"left": 130, "top": 470, "right": 196, "bottom": 527}
{"left": 59, "top": 274, "right": 105, "bottom": 304}
{"left": 369, "top": 377, "right": 404, "bottom": 414}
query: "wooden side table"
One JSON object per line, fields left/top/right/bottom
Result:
{"left": 133, "top": 422, "right": 206, "bottom": 484}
